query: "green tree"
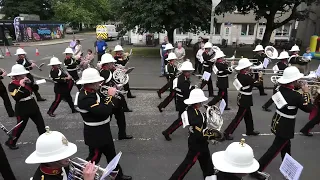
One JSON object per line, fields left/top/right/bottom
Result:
{"left": 1, "top": 0, "right": 53, "bottom": 20}
{"left": 216, "top": 0, "right": 320, "bottom": 46}
{"left": 117, "top": 0, "right": 212, "bottom": 43}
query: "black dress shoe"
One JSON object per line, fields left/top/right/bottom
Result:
{"left": 118, "top": 135, "right": 133, "bottom": 140}
{"left": 157, "top": 105, "right": 163, "bottom": 113}
{"left": 47, "top": 112, "right": 56, "bottom": 117}
{"left": 162, "top": 131, "right": 172, "bottom": 141}
{"left": 224, "top": 107, "right": 231, "bottom": 110}
{"left": 37, "top": 98, "right": 47, "bottom": 101}
{"left": 72, "top": 109, "right": 79, "bottom": 113}
{"left": 300, "top": 130, "right": 313, "bottom": 136}
{"left": 260, "top": 93, "right": 268, "bottom": 96}
{"left": 250, "top": 171, "right": 268, "bottom": 180}
{"left": 5, "top": 141, "right": 19, "bottom": 150}
{"left": 246, "top": 131, "right": 260, "bottom": 136}
{"left": 124, "top": 109, "right": 133, "bottom": 112}
{"left": 262, "top": 106, "right": 271, "bottom": 112}
{"left": 8, "top": 114, "right": 15, "bottom": 117}
{"left": 157, "top": 90, "right": 161, "bottom": 99}
{"left": 127, "top": 95, "right": 136, "bottom": 98}
{"left": 120, "top": 175, "right": 132, "bottom": 180}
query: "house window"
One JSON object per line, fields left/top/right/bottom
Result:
{"left": 248, "top": 24, "right": 255, "bottom": 35}
{"left": 259, "top": 27, "right": 264, "bottom": 36}
{"left": 275, "top": 24, "right": 291, "bottom": 36}
{"left": 214, "top": 23, "right": 221, "bottom": 35}
{"left": 175, "top": 28, "right": 184, "bottom": 35}
{"left": 225, "top": 27, "right": 230, "bottom": 36}
{"left": 241, "top": 24, "right": 248, "bottom": 35}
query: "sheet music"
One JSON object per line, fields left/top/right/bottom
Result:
{"left": 173, "top": 78, "right": 178, "bottom": 89}
{"left": 219, "top": 99, "right": 226, "bottom": 114}
{"left": 202, "top": 71, "right": 211, "bottom": 81}
{"left": 272, "top": 91, "right": 288, "bottom": 109}
{"left": 100, "top": 152, "right": 122, "bottom": 180}
{"left": 181, "top": 111, "right": 189, "bottom": 128}
{"left": 233, "top": 79, "right": 243, "bottom": 91}
{"left": 263, "top": 58, "right": 269, "bottom": 68}
{"left": 35, "top": 79, "right": 46, "bottom": 85}
{"left": 279, "top": 153, "right": 303, "bottom": 180}
{"left": 212, "top": 65, "right": 218, "bottom": 74}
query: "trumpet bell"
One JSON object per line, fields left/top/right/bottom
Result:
{"left": 69, "top": 157, "right": 110, "bottom": 180}
{"left": 265, "top": 46, "right": 278, "bottom": 59}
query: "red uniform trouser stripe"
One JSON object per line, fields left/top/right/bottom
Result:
{"left": 225, "top": 108, "right": 247, "bottom": 135}
{"left": 49, "top": 94, "right": 61, "bottom": 114}
{"left": 68, "top": 80, "right": 73, "bottom": 90}
{"left": 260, "top": 140, "right": 289, "bottom": 171}
{"left": 10, "top": 116, "right": 21, "bottom": 144}
{"left": 167, "top": 120, "right": 183, "bottom": 134}
{"left": 177, "top": 152, "right": 201, "bottom": 180}
{"left": 92, "top": 149, "right": 100, "bottom": 162}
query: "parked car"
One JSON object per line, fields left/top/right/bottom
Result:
{"left": 66, "top": 27, "right": 79, "bottom": 34}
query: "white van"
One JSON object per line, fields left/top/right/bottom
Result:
{"left": 105, "top": 25, "right": 119, "bottom": 40}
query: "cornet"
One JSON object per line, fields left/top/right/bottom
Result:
{"left": 69, "top": 157, "right": 119, "bottom": 180}
{"left": 100, "top": 85, "right": 127, "bottom": 99}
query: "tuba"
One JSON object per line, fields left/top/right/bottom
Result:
{"left": 69, "top": 157, "right": 119, "bottom": 180}
{"left": 264, "top": 46, "right": 278, "bottom": 60}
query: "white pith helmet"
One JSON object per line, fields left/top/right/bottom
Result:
{"left": 289, "top": 44, "right": 300, "bottom": 52}
{"left": 277, "top": 66, "right": 304, "bottom": 84}
{"left": 214, "top": 50, "right": 226, "bottom": 59}
{"left": 76, "top": 68, "right": 105, "bottom": 84}
{"left": 166, "top": 52, "right": 177, "bottom": 61}
{"left": 25, "top": 126, "right": 77, "bottom": 164}
{"left": 7, "top": 64, "right": 29, "bottom": 76}
{"left": 212, "top": 138, "right": 259, "bottom": 173}
{"left": 184, "top": 89, "right": 208, "bottom": 105}
{"left": 235, "top": 58, "right": 253, "bottom": 70}
{"left": 204, "top": 42, "right": 213, "bottom": 49}
{"left": 114, "top": 45, "right": 124, "bottom": 52}
{"left": 277, "top": 51, "right": 290, "bottom": 60}
{"left": 15, "top": 48, "right": 27, "bottom": 55}
{"left": 98, "top": 53, "right": 117, "bottom": 66}
{"left": 253, "top": 45, "right": 264, "bottom": 52}
{"left": 63, "top": 47, "right": 74, "bottom": 54}
{"left": 179, "top": 61, "right": 195, "bottom": 71}
{"left": 47, "top": 57, "right": 62, "bottom": 66}
{"left": 164, "top": 43, "right": 174, "bottom": 51}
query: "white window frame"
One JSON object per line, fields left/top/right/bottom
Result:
{"left": 275, "top": 24, "right": 291, "bottom": 37}
{"left": 240, "top": 24, "right": 255, "bottom": 36}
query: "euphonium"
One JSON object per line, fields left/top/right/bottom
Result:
{"left": 204, "top": 105, "right": 224, "bottom": 145}
{"left": 69, "top": 157, "right": 119, "bottom": 180}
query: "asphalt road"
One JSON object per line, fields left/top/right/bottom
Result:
{"left": 0, "top": 78, "right": 319, "bottom": 180}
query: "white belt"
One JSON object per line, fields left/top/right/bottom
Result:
{"left": 175, "top": 88, "right": 181, "bottom": 92}
{"left": 239, "top": 91, "right": 252, "bottom": 95}
{"left": 203, "top": 64, "right": 209, "bottom": 67}
{"left": 217, "top": 75, "right": 227, "bottom": 78}
{"left": 276, "top": 110, "right": 296, "bottom": 119}
{"left": 19, "top": 95, "right": 34, "bottom": 102}
{"left": 242, "top": 85, "right": 250, "bottom": 90}
{"left": 67, "top": 68, "right": 77, "bottom": 71}
{"left": 176, "top": 94, "right": 183, "bottom": 97}
{"left": 83, "top": 118, "right": 110, "bottom": 126}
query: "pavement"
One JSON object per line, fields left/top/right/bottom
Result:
{"left": 0, "top": 35, "right": 320, "bottom": 179}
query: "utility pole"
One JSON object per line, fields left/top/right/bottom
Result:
{"left": 210, "top": 0, "right": 221, "bottom": 43}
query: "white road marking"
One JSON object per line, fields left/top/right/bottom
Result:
{"left": 242, "top": 132, "right": 320, "bottom": 136}
{"left": 40, "top": 56, "right": 52, "bottom": 60}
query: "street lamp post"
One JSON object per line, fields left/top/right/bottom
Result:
{"left": 210, "top": 0, "right": 221, "bottom": 43}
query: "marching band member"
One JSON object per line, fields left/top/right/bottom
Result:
{"left": 223, "top": 58, "right": 260, "bottom": 141}
{"left": 251, "top": 66, "right": 313, "bottom": 180}
{"left": 5, "top": 64, "right": 46, "bottom": 150}
{"left": 25, "top": 126, "right": 77, "bottom": 180}
{"left": 0, "top": 143, "right": 16, "bottom": 179}
{"left": 262, "top": 51, "right": 289, "bottom": 112}
{"left": 252, "top": 45, "right": 267, "bottom": 96}
{"left": 63, "top": 47, "right": 81, "bottom": 90}
{"left": 214, "top": 50, "right": 234, "bottom": 110}
{"left": 157, "top": 52, "right": 178, "bottom": 112}
{"left": 162, "top": 61, "right": 195, "bottom": 141}
{"left": 300, "top": 89, "right": 320, "bottom": 136}
{"left": 98, "top": 53, "right": 133, "bottom": 140}
{"left": 168, "top": 89, "right": 222, "bottom": 180}
{"left": 15, "top": 48, "right": 46, "bottom": 101}
{"left": 0, "top": 68, "right": 15, "bottom": 117}
{"left": 113, "top": 45, "right": 136, "bottom": 98}
{"left": 47, "top": 57, "right": 77, "bottom": 117}
{"left": 288, "top": 44, "right": 308, "bottom": 75}
{"left": 163, "top": 43, "right": 175, "bottom": 69}
{"left": 75, "top": 68, "right": 132, "bottom": 180}
{"left": 201, "top": 42, "right": 215, "bottom": 97}
{"left": 212, "top": 138, "right": 260, "bottom": 180}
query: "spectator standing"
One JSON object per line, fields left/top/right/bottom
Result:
{"left": 174, "top": 42, "right": 186, "bottom": 61}
{"left": 95, "top": 37, "right": 108, "bottom": 63}
{"left": 74, "top": 40, "right": 83, "bottom": 60}
{"left": 69, "top": 35, "right": 77, "bottom": 52}
{"left": 160, "top": 36, "right": 169, "bottom": 77}
{"left": 195, "top": 42, "right": 205, "bottom": 74}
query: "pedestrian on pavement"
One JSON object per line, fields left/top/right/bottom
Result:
{"left": 99, "top": 53, "right": 133, "bottom": 139}
{"left": 0, "top": 68, "right": 15, "bottom": 117}
{"left": 69, "top": 35, "right": 77, "bottom": 52}
{"left": 162, "top": 61, "right": 195, "bottom": 141}
{"left": 95, "top": 37, "right": 108, "bottom": 63}
{"left": 0, "top": 143, "right": 16, "bottom": 180}
{"left": 223, "top": 58, "right": 260, "bottom": 141}
{"left": 25, "top": 126, "right": 78, "bottom": 180}
{"left": 74, "top": 39, "right": 83, "bottom": 60}
{"left": 252, "top": 45, "right": 267, "bottom": 96}
{"left": 15, "top": 48, "right": 46, "bottom": 101}
{"left": 157, "top": 52, "right": 178, "bottom": 112}
{"left": 75, "top": 68, "right": 132, "bottom": 180}
{"left": 212, "top": 138, "right": 262, "bottom": 180}
{"left": 47, "top": 57, "right": 77, "bottom": 117}
{"left": 250, "top": 66, "right": 313, "bottom": 180}
{"left": 174, "top": 42, "right": 185, "bottom": 61}
{"left": 193, "top": 37, "right": 203, "bottom": 74}
{"left": 168, "top": 89, "right": 222, "bottom": 180}
{"left": 63, "top": 47, "right": 81, "bottom": 90}
{"left": 5, "top": 64, "right": 46, "bottom": 150}
{"left": 160, "top": 36, "right": 169, "bottom": 77}
{"left": 201, "top": 42, "right": 215, "bottom": 97}
{"left": 113, "top": 45, "right": 136, "bottom": 98}
{"left": 195, "top": 42, "right": 205, "bottom": 75}
{"left": 262, "top": 50, "right": 289, "bottom": 112}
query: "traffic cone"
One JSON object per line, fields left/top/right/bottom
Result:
{"left": 35, "top": 48, "right": 39, "bottom": 56}
{"left": 5, "top": 47, "right": 10, "bottom": 56}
